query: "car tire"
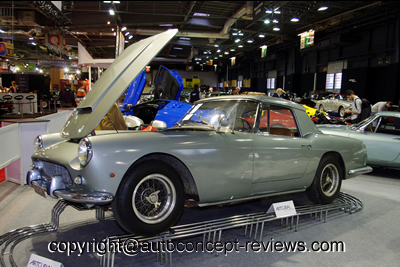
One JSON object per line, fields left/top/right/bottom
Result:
{"left": 318, "top": 104, "right": 325, "bottom": 112}
{"left": 306, "top": 155, "right": 342, "bottom": 204}
{"left": 339, "top": 106, "right": 345, "bottom": 117}
{"left": 112, "top": 161, "right": 184, "bottom": 235}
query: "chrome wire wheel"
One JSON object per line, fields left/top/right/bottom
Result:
{"left": 319, "top": 163, "right": 340, "bottom": 197}
{"left": 132, "top": 174, "right": 176, "bottom": 224}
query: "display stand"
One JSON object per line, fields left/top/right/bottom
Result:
{"left": 0, "top": 192, "right": 363, "bottom": 267}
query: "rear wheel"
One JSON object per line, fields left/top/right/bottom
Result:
{"left": 112, "top": 161, "right": 184, "bottom": 235}
{"left": 306, "top": 155, "right": 342, "bottom": 204}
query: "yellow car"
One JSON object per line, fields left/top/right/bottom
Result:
{"left": 302, "top": 104, "right": 326, "bottom": 117}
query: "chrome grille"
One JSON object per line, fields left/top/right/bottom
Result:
{"left": 33, "top": 160, "right": 72, "bottom": 186}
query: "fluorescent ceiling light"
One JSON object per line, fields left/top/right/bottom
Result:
{"left": 274, "top": 9, "right": 281, "bottom": 14}
{"left": 259, "top": 34, "right": 265, "bottom": 38}
{"left": 29, "top": 37, "right": 34, "bottom": 40}
{"left": 265, "top": 9, "right": 273, "bottom": 13}
{"left": 273, "top": 19, "right": 279, "bottom": 23}
{"left": 173, "top": 47, "right": 183, "bottom": 50}
{"left": 273, "top": 27, "right": 280, "bottom": 31}
{"left": 0, "top": 29, "right": 4, "bottom": 33}
{"left": 214, "top": 44, "right": 219, "bottom": 47}
{"left": 193, "top": 12, "right": 210, "bottom": 16}
{"left": 31, "top": 42, "right": 37, "bottom": 45}
{"left": 291, "top": 17, "right": 300, "bottom": 22}
{"left": 235, "top": 38, "right": 241, "bottom": 43}
{"left": 109, "top": 9, "right": 115, "bottom": 15}
{"left": 124, "top": 31, "right": 130, "bottom": 36}
{"left": 264, "top": 19, "right": 270, "bottom": 24}
{"left": 217, "top": 49, "right": 221, "bottom": 53}
{"left": 318, "top": 6, "right": 328, "bottom": 11}
{"left": 214, "top": 57, "right": 218, "bottom": 59}
{"left": 247, "top": 39, "right": 253, "bottom": 43}
{"left": 238, "top": 32, "right": 244, "bottom": 36}
{"left": 224, "top": 51, "right": 229, "bottom": 54}
{"left": 238, "top": 44, "right": 243, "bottom": 48}
{"left": 103, "top": 1, "right": 111, "bottom": 3}
{"left": 169, "top": 55, "right": 177, "bottom": 57}
{"left": 179, "top": 37, "right": 190, "bottom": 40}
{"left": 121, "top": 26, "right": 127, "bottom": 31}
{"left": 159, "top": 24, "right": 173, "bottom": 26}
{"left": 128, "top": 35, "right": 133, "bottom": 39}
{"left": 230, "top": 48, "right": 235, "bottom": 51}
{"left": 219, "top": 54, "right": 223, "bottom": 57}
{"left": 232, "top": 32, "right": 238, "bottom": 36}
{"left": 113, "top": 1, "right": 120, "bottom": 3}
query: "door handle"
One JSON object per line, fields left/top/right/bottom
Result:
{"left": 302, "top": 144, "right": 312, "bottom": 149}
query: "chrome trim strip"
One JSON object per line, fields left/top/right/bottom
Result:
{"left": 348, "top": 166, "right": 373, "bottom": 175}
{"left": 198, "top": 189, "right": 305, "bottom": 207}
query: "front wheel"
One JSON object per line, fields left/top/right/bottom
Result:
{"left": 306, "top": 155, "right": 342, "bottom": 204}
{"left": 112, "top": 161, "right": 184, "bottom": 235}
{"left": 339, "top": 106, "right": 345, "bottom": 117}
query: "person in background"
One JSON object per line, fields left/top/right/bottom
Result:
{"left": 189, "top": 84, "right": 201, "bottom": 103}
{"left": 76, "top": 81, "right": 87, "bottom": 105}
{"left": 344, "top": 89, "right": 362, "bottom": 124}
{"left": 60, "top": 83, "right": 76, "bottom": 108}
{"left": 272, "top": 88, "right": 285, "bottom": 98}
{"left": 232, "top": 87, "right": 241, "bottom": 95}
{"left": 371, "top": 101, "right": 392, "bottom": 114}
{"left": 8, "top": 81, "right": 18, "bottom": 93}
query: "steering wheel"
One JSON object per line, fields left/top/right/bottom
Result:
{"left": 239, "top": 117, "right": 252, "bottom": 130}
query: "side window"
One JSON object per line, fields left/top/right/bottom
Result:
{"left": 374, "top": 116, "right": 400, "bottom": 135}
{"left": 233, "top": 101, "right": 258, "bottom": 132}
{"left": 258, "top": 105, "right": 299, "bottom": 137}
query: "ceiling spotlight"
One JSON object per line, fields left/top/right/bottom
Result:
{"left": 124, "top": 31, "right": 130, "bottom": 36}
{"left": 291, "top": 17, "right": 300, "bottom": 22}
{"left": 121, "top": 26, "right": 127, "bottom": 31}
{"left": 264, "top": 19, "right": 270, "bottom": 24}
{"left": 232, "top": 32, "right": 238, "bottom": 36}
{"left": 224, "top": 51, "right": 229, "bottom": 54}
{"left": 230, "top": 48, "right": 235, "bottom": 51}
{"left": 265, "top": 9, "right": 273, "bottom": 13}
{"left": 173, "top": 47, "right": 183, "bottom": 50}
{"left": 128, "top": 35, "right": 133, "bottom": 39}
{"left": 259, "top": 33, "right": 265, "bottom": 38}
{"left": 318, "top": 6, "right": 328, "bottom": 11}
{"left": 193, "top": 12, "right": 210, "bottom": 17}
{"left": 273, "top": 27, "right": 280, "bottom": 31}
{"left": 109, "top": 9, "right": 115, "bottom": 15}
{"left": 214, "top": 57, "right": 218, "bottom": 59}
{"left": 217, "top": 49, "right": 221, "bottom": 53}
{"left": 273, "top": 19, "right": 279, "bottom": 23}
{"left": 238, "top": 44, "right": 243, "bottom": 48}
{"left": 214, "top": 44, "right": 219, "bottom": 47}
{"left": 238, "top": 32, "right": 244, "bottom": 36}
{"left": 274, "top": 9, "right": 281, "bottom": 14}
{"left": 235, "top": 38, "right": 241, "bottom": 43}
{"left": 219, "top": 54, "right": 223, "bottom": 57}
{"left": 247, "top": 39, "right": 253, "bottom": 43}
{"left": 107, "top": 21, "right": 110, "bottom": 25}
{"left": 29, "top": 36, "right": 34, "bottom": 40}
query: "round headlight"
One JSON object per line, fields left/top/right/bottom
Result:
{"left": 33, "top": 135, "right": 43, "bottom": 152}
{"left": 78, "top": 137, "right": 93, "bottom": 166}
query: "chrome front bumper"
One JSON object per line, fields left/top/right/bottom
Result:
{"left": 348, "top": 166, "right": 373, "bottom": 175}
{"left": 27, "top": 169, "right": 113, "bottom": 205}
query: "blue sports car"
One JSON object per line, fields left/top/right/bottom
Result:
{"left": 121, "top": 65, "right": 192, "bottom": 128}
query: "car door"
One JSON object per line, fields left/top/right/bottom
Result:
{"left": 251, "top": 104, "right": 312, "bottom": 194}
{"left": 350, "top": 115, "right": 400, "bottom": 163}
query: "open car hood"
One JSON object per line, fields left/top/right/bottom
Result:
{"left": 61, "top": 29, "right": 178, "bottom": 139}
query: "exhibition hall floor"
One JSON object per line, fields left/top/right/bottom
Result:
{"left": 0, "top": 168, "right": 399, "bottom": 267}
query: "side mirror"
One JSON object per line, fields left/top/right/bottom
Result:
{"left": 151, "top": 120, "right": 167, "bottom": 130}
{"left": 216, "top": 116, "right": 229, "bottom": 132}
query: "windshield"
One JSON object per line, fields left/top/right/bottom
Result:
{"left": 350, "top": 114, "right": 378, "bottom": 130}
{"left": 176, "top": 100, "right": 259, "bottom": 132}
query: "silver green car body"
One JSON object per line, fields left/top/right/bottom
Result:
{"left": 26, "top": 29, "right": 372, "bottom": 234}
{"left": 318, "top": 111, "right": 400, "bottom": 168}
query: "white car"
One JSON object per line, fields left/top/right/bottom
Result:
{"left": 314, "top": 94, "right": 351, "bottom": 117}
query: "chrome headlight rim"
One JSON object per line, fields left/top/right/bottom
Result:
{"left": 33, "top": 135, "right": 43, "bottom": 152}
{"left": 78, "top": 137, "right": 93, "bottom": 166}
